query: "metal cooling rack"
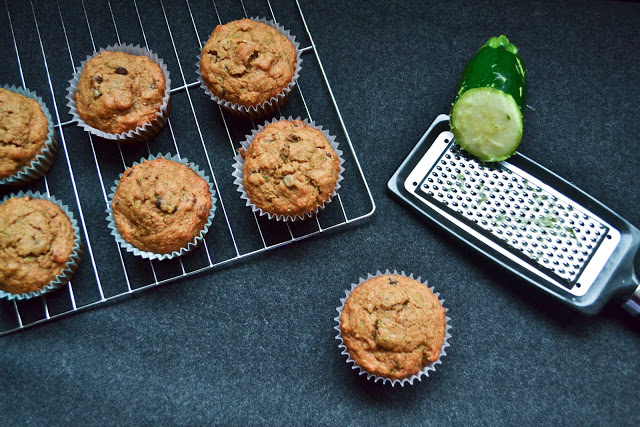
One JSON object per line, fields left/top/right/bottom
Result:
{"left": 0, "top": 0, "right": 375, "bottom": 336}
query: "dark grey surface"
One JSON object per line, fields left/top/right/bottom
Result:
{"left": 2, "top": 0, "right": 639, "bottom": 425}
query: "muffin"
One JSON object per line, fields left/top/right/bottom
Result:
{"left": 110, "top": 156, "right": 214, "bottom": 256}
{"left": 198, "top": 18, "right": 300, "bottom": 117}
{"left": 339, "top": 273, "right": 447, "bottom": 382}
{"left": 68, "top": 44, "right": 171, "bottom": 141}
{"left": 0, "top": 86, "right": 56, "bottom": 185}
{"left": 237, "top": 118, "right": 342, "bottom": 220}
{"left": 0, "top": 194, "right": 79, "bottom": 298}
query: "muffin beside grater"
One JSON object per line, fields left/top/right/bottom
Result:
{"left": 388, "top": 115, "right": 640, "bottom": 315}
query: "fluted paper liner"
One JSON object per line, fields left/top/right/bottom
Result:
{"left": 66, "top": 43, "right": 171, "bottom": 142}
{"left": 106, "top": 153, "right": 217, "bottom": 260}
{"left": 232, "top": 116, "right": 345, "bottom": 222}
{"left": 196, "top": 17, "right": 302, "bottom": 119}
{"left": 0, "top": 191, "right": 82, "bottom": 301}
{"left": 0, "top": 85, "right": 58, "bottom": 186}
{"left": 335, "top": 269, "right": 452, "bottom": 387}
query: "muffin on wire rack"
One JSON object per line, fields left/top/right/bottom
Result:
{"left": 0, "top": 85, "right": 57, "bottom": 186}
{"left": 198, "top": 18, "right": 301, "bottom": 118}
{"left": 67, "top": 44, "right": 171, "bottom": 142}
{"left": 0, "top": 191, "right": 82, "bottom": 301}
{"left": 106, "top": 153, "right": 217, "bottom": 260}
{"left": 335, "top": 270, "right": 451, "bottom": 386}
{"left": 233, "top": 117, "right": 344, "bottom": 221}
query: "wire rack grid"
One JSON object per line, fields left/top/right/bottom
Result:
{"left": 0, "top": 0, "right": 375, "bottom": 336}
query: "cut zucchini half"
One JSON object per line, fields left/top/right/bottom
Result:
{"left": 450, "top": 35, "right": 527, "bottom": 162}
{"left": 451, "top": 87, "right": 523, "bottom": 162}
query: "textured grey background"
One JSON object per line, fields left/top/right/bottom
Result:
{"left": 1, "top": 0, "right": 639, "bottom": 425}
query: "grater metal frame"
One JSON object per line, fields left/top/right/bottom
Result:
{"left": 0, "top": 0, "right": 375, "bottom": 336}
{"left": 388, "top": 114, "right": 640, "bottom": 315}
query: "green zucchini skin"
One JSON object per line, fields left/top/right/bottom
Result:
{"left": 455, "top": 35, "right": 527, "bottom": 113}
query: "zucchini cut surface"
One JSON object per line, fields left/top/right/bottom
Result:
{"left": 450, "top": 87, "right": 523, "bottom": 162}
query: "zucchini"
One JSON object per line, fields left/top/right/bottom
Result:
{"left": 450, "top": 35, "right": 527, "bottom": 162}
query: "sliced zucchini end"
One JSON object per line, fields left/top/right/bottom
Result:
{"left": 483, "top": 35, "right": 518, "bottom": 55}
{"left": 450, "top": 87, "right": 523, "bottom": 162}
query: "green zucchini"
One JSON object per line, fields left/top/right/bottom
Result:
{"left": 450, "top": 35, "right": 527, "bottom": 162}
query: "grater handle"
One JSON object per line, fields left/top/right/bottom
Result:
{"left": 623, "top": 283, "right": 640, "bottom": 316}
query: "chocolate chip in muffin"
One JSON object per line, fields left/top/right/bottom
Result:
{"left": 287, "top": 132, "right": 301, "bottom": 142}
{"left": 115, "top": 66, "right": 128, "bottom": 75}
{"left": 279, "top": 143, "right": 290, "bottom": 159}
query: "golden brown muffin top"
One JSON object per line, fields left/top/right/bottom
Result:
{"left": 0, "top": 196, "right": 75, "bottom": 295}
{"left": 241, "top": 119, "right": 340, "bottom": 218}
{"left": 0, "top": 88, "right": 49, "bottom": 179}
{"left": 340, "top": 275, "right": 446, "bottom": 380}
{"left": 74, "top": 51, "right": 166, "bottom": 134}
{"left": 112, "top": 158, "right": 212, "bottom": 254}
{"left": 200, "top": 19, "right": 297, "bottom": 107}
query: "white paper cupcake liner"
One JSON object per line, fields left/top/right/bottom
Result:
{"left": 232, "top": 116, "right": 345, "bottom": 222}
{"left": 196, "top": 17, "right": 302, "bottom": 119}
{"left": 66, "top": 43, "right": 171, "bottom": 142}
{"left": 0, "top": 85, "right": 58, "bottom": 186}
{"left": 335, "top": 269, "right": 452, "bottom": 387}
{"left": 0, "top": 191, "right": 82, "bottom": 301}
{"left": 106, "top": 153, "right": 217, "bottom": 260}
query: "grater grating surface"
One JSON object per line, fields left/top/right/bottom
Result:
{"left": 416, "top": 142, "right": 608, "bottom": 284}
{"left": 399, "top": 119, "right": 624, "bottom": 300}
{"left": 390, "top": 114, "right": 640, "bottom": 315}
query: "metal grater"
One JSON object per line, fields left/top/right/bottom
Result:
{"left": 388, "top": 115, "right": 640, "bottom": 315}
